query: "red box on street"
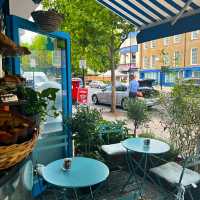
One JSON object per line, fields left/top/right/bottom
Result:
{"left": 77, "top": 88, "right": 88, "bottom": 104}
{"left": 72, "top": 79, "right": 80, "bottom": 102}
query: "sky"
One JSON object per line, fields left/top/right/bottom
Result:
{"left": 20, "top": 4, "right": 43, "bottom": 44}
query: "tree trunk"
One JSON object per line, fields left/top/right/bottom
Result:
{"left": 134, "top": 121, "right": 137, "bottom": 137}
{"left": 111, "top": 62, "right": 116, "bottom": 113}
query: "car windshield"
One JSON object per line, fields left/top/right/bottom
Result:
{"left": 104, "top": 85, "right": 112, "bottom": 91}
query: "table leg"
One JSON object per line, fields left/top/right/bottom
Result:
{"left": 121, "top": 150, "right": 143, "bottom": 195}
{"left": 89, "top": 186, "right": 95, "bottom": 200}
{"left": 73, "top": 188, "right": 79, "bottom": 200}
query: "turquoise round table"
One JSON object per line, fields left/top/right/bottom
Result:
{"left": 121, "top": 137, "right": 170, "bottom": 154}
{"left": 121, "top": 137, "right": 170, "bottom": 198}
{"left": 42, "top": 156, "right": 109, "bottom": 199}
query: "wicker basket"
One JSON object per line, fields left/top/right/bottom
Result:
{"left": 31, "top": 10, "right": 63, "bottom": 32}
{"left": 0, "top": 128, "right": 38, "bottom": 170}
{"left": 0, "top": 111, "right": 39, "bottom": 170}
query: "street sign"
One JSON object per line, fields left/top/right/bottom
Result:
{"left": 30, "top": 58, "right": 36, "bottom": 68}
{"left": 79, "top": 59, "right": 86, "bottom": 69}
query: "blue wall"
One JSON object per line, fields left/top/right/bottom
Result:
{"left": 140, "top": 66, "right": 200, "bottom": 86}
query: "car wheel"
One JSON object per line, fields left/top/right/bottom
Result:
{"left": 121, "top": 98, "right": 128, "bottom": 110}
{"left": 92, "top": 95, "right": 99, "bottom": 105}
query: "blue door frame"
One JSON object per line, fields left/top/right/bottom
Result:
{"left": 6, "top": 15, "right": 72, "bottom": 156}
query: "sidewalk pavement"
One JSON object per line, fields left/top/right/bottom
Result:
{"left": 100, "top": 106, "right": 169, "bottom": 140}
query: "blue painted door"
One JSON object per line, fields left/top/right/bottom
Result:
{"left": 7, "top": 15, "right": 72, "bottom": 161}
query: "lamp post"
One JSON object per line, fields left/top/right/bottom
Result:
{"left": 79, "top": 59, "right": 86, "bottom": 87}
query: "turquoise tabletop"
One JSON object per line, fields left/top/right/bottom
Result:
{"left": 121, "top": 137, "right": 170, "bottom": 154}
{"left": 42, "top": 157, "right": 109, "bottom": 188}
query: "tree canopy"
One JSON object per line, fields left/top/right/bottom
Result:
{"left": 42, "top": 0, "right": 135, "bottom": 112}
{"left": 42, "top": 0, "right": 134, "bottom": 75}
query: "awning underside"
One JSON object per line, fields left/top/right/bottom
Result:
{"left": 96, "top": 0, "right": 200, "bottom": 43}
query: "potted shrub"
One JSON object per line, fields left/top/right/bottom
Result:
{"left": 66, "top": 106, "right": 103, "bottom": 157}
{"left": 126, "top": 99, "right": 149, "bottom": 136}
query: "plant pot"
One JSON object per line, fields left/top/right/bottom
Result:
{"left": 31, "top": 10, "right": 64, "bottom": 32}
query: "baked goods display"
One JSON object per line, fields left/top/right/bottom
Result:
{"left": 0, "top": 30, "right": 37, "bottom": 170}
{"left": 0, "top": 111, "right": 36, "bottom": 146}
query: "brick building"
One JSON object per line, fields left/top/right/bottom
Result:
{"left": 138, "top": 31, "right": 200, "bottom": 86}
{"left": 139, "top": 30, "right": 200, "bottom": 69}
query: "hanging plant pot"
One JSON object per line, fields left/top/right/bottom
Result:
{"left": 32, "top": 0, "right": 42, "bottom": 4}
{"left": 31, "top": 10, "right": 64, "bottom": 32}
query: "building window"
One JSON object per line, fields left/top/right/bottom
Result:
{"left": 143, "top": 56, "right": 149, "bottom": 68}
{"left": 193, "top": 71, "right": 200, "bottom": 78}
{"left": 163, "top": 37, "right": 170, "bottom": 46}
{"left": 174, "top": 51, "right": 181, "bottom": 66}
{"left": 120, "top": 54, "right": 126, "bottom": 64}
{"left": 150, "top": 40, "right": 156, "bottom": 48}
{"left": 144, "top": 72, "right": 160, "bottom": 84}
{"left": 191, "top": 31, "right": 199, "bottom": 40}
{"left": 191, "top": 48, "right": 198, "bottom": 65}
{"left": 131, "top": 53, "right": 136, "bottom": 63}
{"left": 165, "top": 72, "right": 177, "bottom": 83}
{"left": 144, "top": 42, "right": 148, "bottom": 49}
{"left": 173, "top": 34, "right": 182, "bottom": 43}
{"left": 151, "top": 55, "right": 157, "bottom": 67}
{"left": 163, "top": 53, "right": 170, "bottom": 66}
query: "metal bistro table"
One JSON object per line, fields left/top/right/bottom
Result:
{"left": 121, "top": 137, "right": 170, "bottom": 197}
{"left": 42, "top": 157, "right": 109, "bottom": 200}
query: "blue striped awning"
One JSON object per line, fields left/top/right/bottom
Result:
{"left": 120, "top": 45, "right": 138, "bottom": 54}
{"left": 96, "top": 0, "right": 200, "bottom": 43}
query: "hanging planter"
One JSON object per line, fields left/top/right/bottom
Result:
{"left": 31, "top": 9, "right": 64, "bottom": 32}
{"left": 32, "top": 0, "right": 42, "bottom": 4}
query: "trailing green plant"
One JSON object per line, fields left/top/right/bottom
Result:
{"left": 160, "top": 80, "right": 200, "bottom": 157}
{"left": 16, "top": 86, "right": 59, "bottom": 121}
{"left": 66, "top": 106, "right": 103, "bottom": 155}
{"left": 126, "top": 99, "right": 149, "bottom": 136}
{"left": 97, "top": 119, "right": 130, "bottom": 144}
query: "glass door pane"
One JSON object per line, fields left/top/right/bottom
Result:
{"left": 19, "top": 29, "right": 65, "bottom": 136}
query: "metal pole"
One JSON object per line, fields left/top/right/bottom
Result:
{"left": 129, "top": 33, "right": 131, "bottom": 81}
{"left": 82, "top": 67, "right": 85, "bottom": 88}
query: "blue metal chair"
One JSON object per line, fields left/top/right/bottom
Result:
{"left": 150, "top": 154, "right": 200, "bottom": 200}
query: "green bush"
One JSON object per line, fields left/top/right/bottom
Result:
{"left": 97, "top": 120, "right": 130, "bottom": 144}
{"left": 66, "top": 106, "right": 103, "bottom": 155}
{"left": 160, "top": 81, "right": 200, "bottom": 157}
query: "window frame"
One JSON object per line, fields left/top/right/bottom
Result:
{"left": 191, "top": 31, "right": 199, "bottom": 40}
{"left": 191, "top": 48, "right": 198, "bottom": 65}
{"left": 163, "top": 37, "right": 170, "bottom": 46}
{"left": 150, "top": 40, "right": 156, "bottom": 48}
{"left": 173, "top": 34, "right": 182, "bottom": 44}
{"left": 143, "top": 56, "right": 149, "bottom": 68}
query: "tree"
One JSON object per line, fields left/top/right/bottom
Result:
{"left": 42, "top": 0, "right": 134, "bottom": 112}
{"left": 21, "top": 35, "right": 52, "bottom": 70}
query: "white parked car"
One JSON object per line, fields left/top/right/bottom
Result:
{"left": 89, "top": 80, "right": 106, "bottom": 89}
{"left": 23, "top": 71, "right": 49, "bottom": 89}
{"left": 92, "top": 80, "right": 159, "bottom": 109}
